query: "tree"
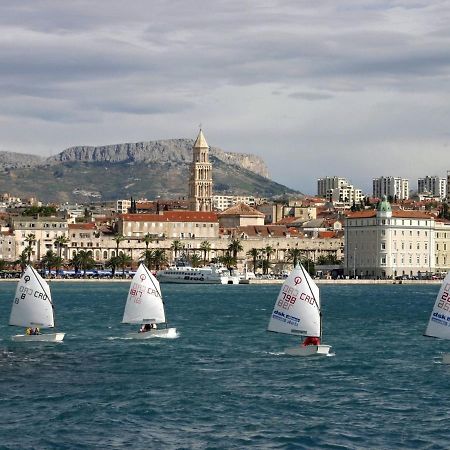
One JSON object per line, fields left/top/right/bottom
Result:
{"left": 113, "top": 234, "right": 125, "bottom": 256}
{"left": 16, "top": 250, "right": 29, "bottom": 272}
{"left": 220, "top": 253, "right": 236, "bottom": 275}
{"left": 54, "top": 235, "right": 70, "bottom": 259}
{"left": 106, "top": 256, "right": 120, "bottom": 276}
{"left": 41, "top": 250, "right": 62, "bottom": 276}
{"left": 25, "top": 233, "right": 36, "bottom": 263}
{"left": 228, "top": 238, "right": 243, "bottom": 260}
{"left": 287, "top": 248, "right": 303, "bottom": 268}
{"left": 199, "top": 240, "right": 212, "bottom": 265}
{"left": 246, "top": 248, "right": 261, "bottom": 273}
{"left": 143, "top": 233, "right": 154, "bottom": 250}
{"left": 117, "top": 252, "right": 133, "bottom": 276}
{"left": 263, "top": 245, "right": 275, "bottom": 275}
{"left": 0, "top": 259, "right": 10, "bottom": 272}
{"left": 170, "top": 240, "right": 184, "bottom": 260}
{"left": 153, "top": 249, "right": 167, "bottom": 270}
{"left": 190, "top": 253, "right": 202, "bottom": 268}
{"left": 71, "top": 250, "right": 95, "bottom": 276}
{"left": 140, "top": 249, "right": 154, "bottom": 269}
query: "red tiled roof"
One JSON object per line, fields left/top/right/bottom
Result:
{"left": 68, "top": 223, "right": 96, "bottom": 230}
{"left": 218, "top": 203, "right": 265, "bottom": 217}
{"left": 120, "top": 211, "right": 218, "bottom": 223}
{"left": 346, "top": 210, "right": 434, "bottom": 219}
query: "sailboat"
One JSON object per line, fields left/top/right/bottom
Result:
{"left": 9, "top": 265, "right": 65, "bottom": 342}
{"left": 424, "top": 271, "right": 450, "bottom": 363}
{"left": 122, "top": 263, "right": 176, "bottom": 339}
{"left": 267, "top": 263, "right": 331, "bottom": 356}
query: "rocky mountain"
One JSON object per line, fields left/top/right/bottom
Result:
{"left": 0, "top": 139, "right": 299, "bottom": 202}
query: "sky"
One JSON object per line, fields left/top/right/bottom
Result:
{"left": 1, "top": 0, "right": 450, "bottom": 196}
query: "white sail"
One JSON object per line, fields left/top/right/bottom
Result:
{"left": 424, "top": 271, "right": 450, "bottom": 339}
{"left": 9, "top": 266, "right": 54, "bottom": 328}
{"left": 268, "top": 264, "right": 321, "bottom": 337}
{"left": 122, "top": 264, "right": 166, "bottom": 324}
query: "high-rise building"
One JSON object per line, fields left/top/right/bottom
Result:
{"left": 447, "top": 171, "right": 450, "bottom": 203}
{"left": 317, "top": 177, "right": 349, "bottom": 197}
{"left": 188, "top": 129, "right": 213, "bottom": 212}
{"left": 373, "top": 176, "right": 409, "bottom": 200}
{"left": 417, "top": 176, "right": 447, "bottom": 200}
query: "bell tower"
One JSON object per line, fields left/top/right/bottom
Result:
{"left": 189, "top": 129, "right": 213, "bottom": 211}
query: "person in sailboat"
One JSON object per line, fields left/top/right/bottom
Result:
{"left": 26, "top": 327, "right": 32, "bottom": 335}
{"left": 139, "top": 324, "right": 151, "bottom": 333}
{"left": 302, "top": 336, "right": 321, "bottom": 346}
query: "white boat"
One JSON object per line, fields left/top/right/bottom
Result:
{"left": 267, "top": 263, "right": 331, "bottom": 357}
{"left": 122, "top": 263, "right": 176, "bottom": 339}
{"left": 10, "top": 265, "right": 65, "bottom": 342}
{"left": 424, "top": 270, "right": 450, "bottom": 363}
{"left": 156, "top": 264, "right": 239, "bottom": 284}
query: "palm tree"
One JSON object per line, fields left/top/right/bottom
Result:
{"left": 287, "top": 248, "right": 303, "bottom": 268}
{"left": 140, "top": 249, "right": 154, "bottom": 269}
{"left": 71, "top": 250, "right": 95, "bottom": 276}
{"left": 246, "top": 248, "right": 261, "bottom": 273}
{"left": 263, "top": 245, "right": 275, "bottom": 275}
{"left": 105, "top": 256, "right": 121, "bottom": 276}
{"left": 0, "top": 259, "right": 9, "bottom": 272}
{"left": 190, "top": 253, "right": 202, "bottom": 268}
{"left": 170, "top": 240, "right": 184, "bottom": 261}
{"left": 41, "top": 250, "right": 62, "bottom": 277}
{"left": 113, "top": 234, "right": 125, "bottom": 256}
{"left": 220, "top": 253, "right": 236, "bottom": 275}
{"left": 54, "top": 235, "right": 70, "bottom": 259}
{"left": 25, "top": 233, "right": 36, "bottom": 263}
{"left": 199, "top": 240, "right": 212, "bottom": 265}
{"left": 228, "top": 238, "right": 243, "bottom": 260}
{"left": 153, "top": 249, "right": 167, "bottom": 270}
{"left": 143, "top": 233, "right": 154, "bottom": 250}
{"left": 16, "top": 250, "right": 29, "bottom": 272}
{"left": 117, "top": 252, "right": 133, "bottom": 276}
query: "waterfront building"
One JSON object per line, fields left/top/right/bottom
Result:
{"left": 345, "top": 197, "right": 435, "bottom": 278}
{"left": 188, "top": 129, "right": 213, "bottom": 212}
{"left": 0, "top": 231, "right": 15, "bottom": 260}
{"left": 11, "top": 216, "right": 69, "bottom": 262}
{"left": 435, "top": 219, "right": 450, "bottom": 276}
{"left": 373, "top": 176, "right": 409, "bottom": 201}
{"left": 447, "top": 170, "right": 450, "bottom": 203}
{"left": 116, "top": 199, "right": 131, "bottom": 214}
{"left": 418, "top": 176, "right": 447, "bottom": 200}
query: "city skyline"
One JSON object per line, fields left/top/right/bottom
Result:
{"left": 1, "top": 1, "right": 450, "bottom": 194}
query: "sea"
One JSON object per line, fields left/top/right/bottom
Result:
{"left": 0, "top": 281, "right": 448, "bottom": 450}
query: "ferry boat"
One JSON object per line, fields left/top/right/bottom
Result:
{"left": 156, "top": 264, "right": 240, "bottom": 284}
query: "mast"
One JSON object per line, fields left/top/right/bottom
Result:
{"left": 298, "top": 263, "right": 322, "bottom": 338}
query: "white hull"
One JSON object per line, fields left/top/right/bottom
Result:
{"left": 442, "top": 353, "right": 450, "bottom": 364}
{"left": 12, "top": 332, "right": 65, "bottom": 342}
{"left": 126, "top": 327, "right": 177, "bottom": 339}
{"left": 284, "top": 344, "right": 331, "bottom": 357}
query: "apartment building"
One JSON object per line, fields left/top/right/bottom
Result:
{"left": 373, "top": 176, "right": 409, "bottom": 200}
{"left": 418, "top": 176, "right": 447, "bottom": 200}
{"left": 317, "top": 177, "right": 349, "bottom": 197}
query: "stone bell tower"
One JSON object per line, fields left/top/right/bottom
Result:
{"left": 188, "top": 129, "right": 213, "bottom": 211}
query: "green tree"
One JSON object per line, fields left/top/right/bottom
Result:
{"left": 246, "top": 248, "right": 261, "bottom": 273}
{"left": 263, "top": 245, "right": 275, "bottom": 275}
{"left": 228, "top": 238, "right": 243, "bottom": 260}
{"left": 199, "top": 240, "right": 212, "bottom": 265}
{"left": 170, "top": 240, "right": 184, "bottom": 260}
{"left": 287, "top": 248, "right": 303, "bottom": 268}
{"left": 143, "top": 233, "right": 154, "bottom": 250}
{"left": 140, "top": 249, "right": 154, "bottom": 269}
{"left": 71, "top": 250, "right": 95, "bottom": 276}
{"left": 153, "top": 249, "right": 167, "bottom": 270}
{"left": 25, "top": 233, "right": 36, "bottom": 263}
{"left": 220, "top": 253, "right": 236, "bottom": 275}
{"left": 16, "top": 250, "right": 29, "bottom": 272}
{"left": 190, "top": 253, "right": 202, "bottom": 268}
{"left": 117, "top": 252, "right": 133, "bottom": 276}
{"left": 113, "top": 234, "right": 125, "bottom": 256}
{"left": 105, "top": 256, "right": 120, "bottom": 276}
{"left": 54, "top": 235, "right": 70, "bottom": 259}
{"left": 41, "top": 250, "right": 62, "bottom": 276}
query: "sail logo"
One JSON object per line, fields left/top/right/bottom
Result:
{"left": 432, "top": 311, "right": 450, "bottom": 326}
{"left": 272, "top": 309, "right": 300, "bottom": 325}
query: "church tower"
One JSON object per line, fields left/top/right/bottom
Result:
{"left": 189, "top": 129, "right": 213, "bottom": 211}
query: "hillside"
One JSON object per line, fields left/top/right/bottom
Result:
{"left": 0, "top": 139, "right": 300, "bottom": 202}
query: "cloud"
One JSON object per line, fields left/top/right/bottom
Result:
{"left": 0, "top": 0, "right": 450, "bottom": 195}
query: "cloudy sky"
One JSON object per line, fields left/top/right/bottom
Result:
{"left": 1, "top": 0, "right": 449, "bottom": 195}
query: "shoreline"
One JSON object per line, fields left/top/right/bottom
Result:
{"left": 0, "top": 278, "right": 442, "bottom": 285}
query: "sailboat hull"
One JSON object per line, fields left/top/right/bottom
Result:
{"left": 126, "top": 328, "right": 177, "bottom": 339}
{"left": 284, "top": 344, "right": 331, "bottom": 357}
{"left": 442, "top": 353, "right": 450, "bottom": 364}
{"left": 12, "top": 333, "right": 65, "bottom": 342}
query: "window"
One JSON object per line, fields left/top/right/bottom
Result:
{"left": 381, "top": 242, "right": 386, "bottom": 250}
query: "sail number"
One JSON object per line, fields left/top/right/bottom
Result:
{"left": 437, "top": 283, "right": 450, "bottom": 311}
{"left": 278, "top": 285, "right": 315, "bottom": 310}
{"left": 15, "top": 286, "right": 49, "bottom": 303}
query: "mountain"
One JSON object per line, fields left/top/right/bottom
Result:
{"left": 0, "top": 139, "right": 301, "bottom": 202}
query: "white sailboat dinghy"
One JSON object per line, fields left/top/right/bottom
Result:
{"left": 424, "top": 271, "right": 450, "bottom": 363}
{"left": 122, "top": 263, "right": 176, "bottom": 339}
{"left": 10, "top": 265, "right": 65, "bottom": 342}
{"left": 267, "top": 263, "right": 331, "bottom": 357}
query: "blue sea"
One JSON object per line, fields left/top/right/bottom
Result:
{"left": 0, "top": 282, "right": 448, "bottom": 449}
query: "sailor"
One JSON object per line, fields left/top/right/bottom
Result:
{"left": 25, "top": 327, "right": 32, "bottom": 335}
{"left": 302, "top": 336, "right": 320, "bottom": 346}
{"left": 33, "top": 327, "right": 40, "bottom": 335}
{"left": 150, "top": 323, "right": 157, "bottom": 330}
{"left": 139, "top": 324, "right": 151, "bottom": 333}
